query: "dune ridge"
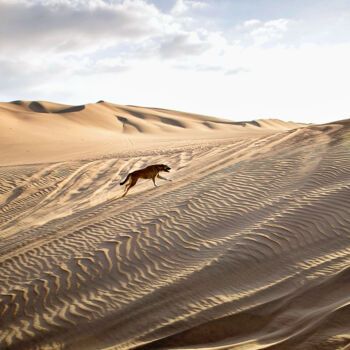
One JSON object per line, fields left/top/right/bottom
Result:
{"left": 0, "top": 101, "right": 350, "bottom": 349}
{"left": 0, "top": 100, "right": 304, "bottom": 166}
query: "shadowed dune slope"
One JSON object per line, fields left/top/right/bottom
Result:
{"left": 0, "top": 100, "right": 304, "bottom": 165}
{"left": 0, "top": 101, "right": 350, "bottom": 350}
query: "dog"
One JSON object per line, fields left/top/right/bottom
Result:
{"left": 120, "top": 164, "right": 171, "bottom": 197}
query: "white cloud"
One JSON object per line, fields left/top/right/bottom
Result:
{"left": 242, "top": 19, "right": 261, "bottom": 28}
{"left": 171, "top": 0, "right": 208, "bottom": 15}
{"left": 236, "top": 18, "right": 292, "bottom": 46}
{"left": 159, "top": 32, "right": 210, "bottom": 58}
{"left": 250, "top": 19, "right": 290, "bottom": 45}
{"left": 1, "top": 0, "right": 350, "bottom": 124}
{"left": 0, "top": 0, "right": 166, "bottom": 54}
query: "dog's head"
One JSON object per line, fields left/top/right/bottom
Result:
{"left": 159, "top": 164, "right": 171, "bottom": 172}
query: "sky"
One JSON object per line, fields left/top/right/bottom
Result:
{"left": 1, "top": 0, "right": 350, "bottom": 123}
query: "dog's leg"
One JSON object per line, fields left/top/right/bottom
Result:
{"left": 121, "top": 185, "right": 130, "bottom": 198}
{"left": 121, "top": 177, "right": 138, "bottom": 197}
{"left": 157, "top": 174, "right": 171, "bottom": 181}
{"left": 152, "top": 176, "right": 158, "bottom": 187}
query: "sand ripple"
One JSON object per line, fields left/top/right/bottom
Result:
{"left": 1, "top": 122, "right": 350, "bottom": 349}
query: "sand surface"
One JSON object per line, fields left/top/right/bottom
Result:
{"left": 1, "top": 101, "right": 350, "bottom": 349}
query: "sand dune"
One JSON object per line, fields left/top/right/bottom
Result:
{"left": 1, "top": 101, "right": 350, "bottom": 349}
{"left": 0, "top": 100, "right": 303, "bottom": 166}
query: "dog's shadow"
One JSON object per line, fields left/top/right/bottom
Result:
{"left": 108, "top": 181, "right": 169, "bottom": 202}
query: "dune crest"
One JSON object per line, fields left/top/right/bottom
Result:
{"left": 0, "top": 101, "right": 349, "bottom": 350}
{"left": 0, "top": 100, "right": 304, "bottom": 166}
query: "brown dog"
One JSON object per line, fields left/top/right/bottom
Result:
{"left": 120, "top": 164, "right": 171, "bottom": 197}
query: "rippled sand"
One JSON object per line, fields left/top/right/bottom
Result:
{"left": 1, "top": 101, "right": 350, "bottom": 349}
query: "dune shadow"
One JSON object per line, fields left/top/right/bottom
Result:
{"left": 236, "top": 120, "right": 261, "bottom": 127}
{"left": 28, "top": 101, "right": 48, "bottom": 113}
{"left": 118, "top": 108, "right": 186, "bottom": 128}
{"left": 1, "top": 186, "right": 25, "bottom": 208}
{"left": 136, "top": 299, "right": 277, "bottom": 349}
{"left": 212, "top": 120, "right": 261, "bottom": 127}
{"left": 116, "top": 116, "right": 143, "bottom": 132}
{"left": 10, "top": 100, "right": 23, "bottom": 106}
{"left": 120, "top": 107, "right": 260, "bottom": 128}
{"left": 119, "top": 109, "right": 147, "bottom": 120}
{"left": 202, "top": 121, "right": 215, "bottom": 129}
{"left": 55, "top": 105, "right": 85, "bottom": 113}
{"left": 159, "top": 116, "right": 185, "bottom": 128}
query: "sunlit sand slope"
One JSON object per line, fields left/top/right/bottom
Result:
{"left": 0, "top": 111, "right": 350, "bottom": 349}
{"left": 0, "top": 100, "right": 302, "bottom": 165}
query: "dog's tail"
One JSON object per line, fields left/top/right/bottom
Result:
{"left": 120, "top": 174, "right": 130, "bottom": 185}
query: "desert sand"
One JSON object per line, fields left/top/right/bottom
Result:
{"left": 0, "top": 100, "right": 350, "bottom": 349}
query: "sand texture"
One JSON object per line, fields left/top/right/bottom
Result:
{"left": 1, "top": 101, "right": 350, "bottom": 350}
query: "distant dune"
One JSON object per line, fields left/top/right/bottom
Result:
{"left": 0, "top": 100, "right": 303, "bottom": 165}
{"left": 1, "top": 101, "right": 350, "bottom": 350}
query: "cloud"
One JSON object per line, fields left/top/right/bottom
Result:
{"left": 173, "top": 62, "right": 249, "bottom": 76}
{"left": 0, "top": 0, "right": 166, "bottom": 54}
{"left": 76, "top": 57, "right": 130, "bottom": 75}
{"left": 250, "top": 19, "right": 290, "bottom": 45}
{"left": 158, "top": 33, "right": 210, "bottom": 58}
{"left": 225, "top": 67, "right": 250, "bottom": 75}
{"left": 235, "top": 18, "right": 292, "bottom": 46}
{"left": 242, "top": 19, "right": 261, "bottom": 28}
{"left": 1, "top": 0, "right": 350, "bottom": 124}
{"left": 0, "top": 57, "right": 70, "bottom": 99}
{"left": 171, "top": 0, "right": 208, "bottom": 15}
{"left": 0, "top": 0, "right": 217, "bottom": 100}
